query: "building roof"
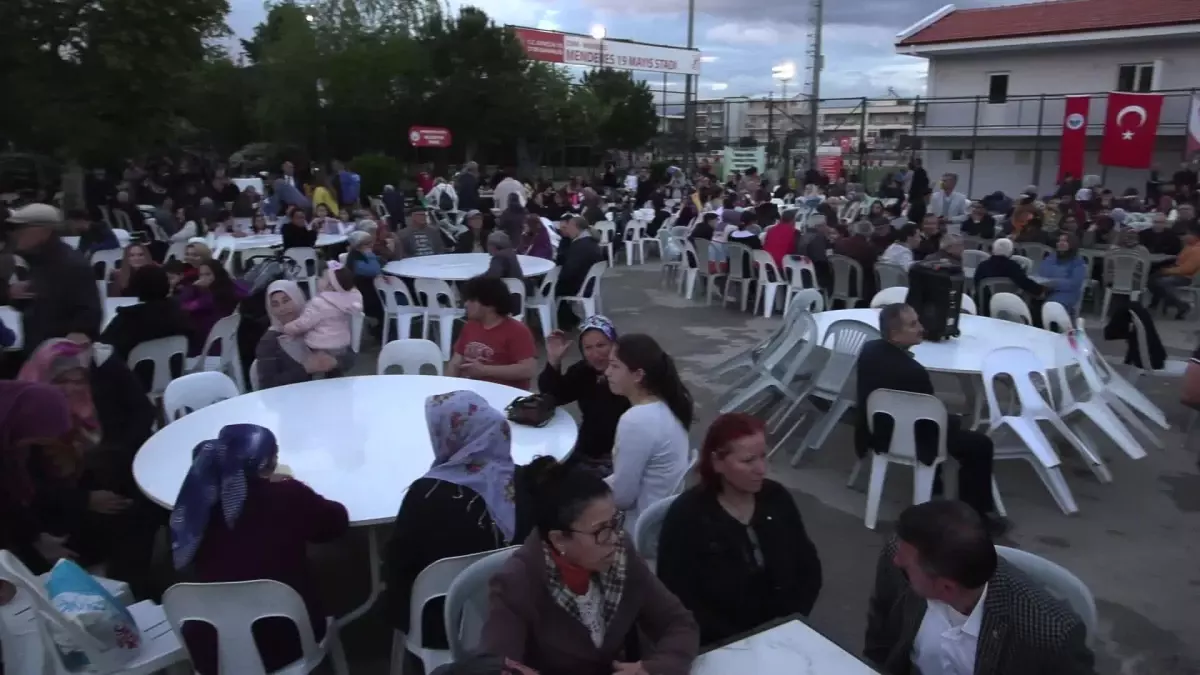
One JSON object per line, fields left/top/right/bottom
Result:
{"left": 897, "top": 0, "right": 1200, "bottom": 46}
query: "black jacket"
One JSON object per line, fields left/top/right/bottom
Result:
{"left": 657, "top": 480, "right": 823, "bottom": 646}
{"left": 974, "top": 254, "right": 1044, "bottom": 297}
{"left": 382, "top": 191, "right": 407, "bottom": 226}
{"left": 1138, "top": 228, "right": 1182, "bottom": 256}
{"left": 1104, "top": 301, "right": 1165, "bottom": 370}
{"left": 962, "top": 214, "right": 997, "bottom": 239}
{"left": 99, "top": 297, "right": 193, "bottom": 361}
{"left": 537, "top": 361, "right": 629, "bottom": 462}
{"left": 9, "top": 238, "right": 102, "bottom": 348}
{"left": 855, "top": 340, "right": 941, "bottom": 464}
{"left": 382, "top": 474, "right": 534, "bottom": 648}
{"left": 455, "top": 172, "right": 480, "bottom": 212}
{"left": 556, "top": 234, "right": 604, "bottom": 297}
{"left": 281, "top": 222, "right": 318, "bottom": 250}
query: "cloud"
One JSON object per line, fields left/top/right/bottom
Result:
{"left": 705, "top": 22, "right": 803, "bottom": 46}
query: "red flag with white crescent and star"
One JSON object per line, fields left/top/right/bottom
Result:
{"left": 1099, "top": 91, "right": 1164, "bottom": 169}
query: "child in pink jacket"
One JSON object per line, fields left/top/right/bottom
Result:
{"left": 282, "top": 263, "right": 362, "bottom": 368}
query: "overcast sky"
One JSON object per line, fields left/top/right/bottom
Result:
{"left": 225, "top": 0, "right": 1013, "bottom": 101}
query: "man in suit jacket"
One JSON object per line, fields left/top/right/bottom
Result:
{"left": 931, "top": 172, "right": 970, "bottom": 231}
{"left": 865, "top": 501, "right": 1096, "bottom": 675}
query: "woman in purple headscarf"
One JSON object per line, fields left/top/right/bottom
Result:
{"left": 383, "top": 390, "right": 535, "bottom": 652}
{"left": 171, "top": 424, "right": 349, "bottom": 675}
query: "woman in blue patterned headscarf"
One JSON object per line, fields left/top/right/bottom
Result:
{"left": 169, "top": 424, "right": 280, "bottom": 569}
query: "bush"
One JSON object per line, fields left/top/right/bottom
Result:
{"left": 349, "top": 153, "right": 401, "bottom": 197}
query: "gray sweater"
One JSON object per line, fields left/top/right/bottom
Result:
{"left": 396, "top": 225, "right": 446, "bottom": 258}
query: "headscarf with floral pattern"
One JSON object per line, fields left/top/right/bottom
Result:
{"left": 423, "top": 390, "right": 517, "bottom": 542}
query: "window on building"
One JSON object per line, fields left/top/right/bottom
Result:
{"left": 987, "top": 73, "right": 1009, "bottom": 104}
{"left": 950, "top": 150, "right": 975, "bottom": 161}
{"left": 1117, "top": 63, "right": 1155, "bottom": 92}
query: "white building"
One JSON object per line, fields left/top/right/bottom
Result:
{"left": 895, "top": 0, "right": 1200, "bottom": 197}
{"left": 694, "top": 97, "right": 915, "bottom": 147}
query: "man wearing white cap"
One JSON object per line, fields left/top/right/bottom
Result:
{"left": 4, "top": 203, "right": 101, "bottom": 352}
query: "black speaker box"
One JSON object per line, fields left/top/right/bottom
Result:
{"left": 905, "top": 262, "right": 965, "bottom": 341}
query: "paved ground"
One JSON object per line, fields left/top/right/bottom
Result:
{"left": 309, "top": 262, "right": 1200, "bottom": 674}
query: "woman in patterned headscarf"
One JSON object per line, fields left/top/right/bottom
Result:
{"left": 171, "top": 423, "right": 349, "bottom": 675}
{"left": 383, "top": 390, "right": 535, "bottom": 651}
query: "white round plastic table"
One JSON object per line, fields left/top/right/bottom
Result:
{"left": 812, "top": 308, "right": 1073, "bottom": 374}
{"left": 383, "top": 253, "right": 556, "bottom": 280}
{"left": 213, "top": 233, "right": 346, "bottom": 251}
{"left": 132, "top": 374, "right": 576, "bottom": 625}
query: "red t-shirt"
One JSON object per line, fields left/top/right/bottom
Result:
{"left": 453, "top": 317, "right": 537, "bottom": 390}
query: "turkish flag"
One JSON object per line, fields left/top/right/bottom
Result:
{"left": 1057, "top": 95, "right": 1089, "bottom": 183}
{"left": 1099, "top": 92, "right": 1164, "bottom": 169}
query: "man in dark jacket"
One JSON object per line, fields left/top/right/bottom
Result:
{"left": 855, "top": 303, "right": 1007, "bottom": 534}
{"left": 555, "top": 216, "right": 604, "bottom": 330}
{"left": 455, "top": 161, "right": 481, "bottom": 213}
{"left": 4, "top": 203, "right": 102, "bottom": 355}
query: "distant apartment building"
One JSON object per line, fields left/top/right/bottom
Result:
{"left": 693, "top": 96, "right": 916, "bottom": 148}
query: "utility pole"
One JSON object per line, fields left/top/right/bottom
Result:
{"left": 682, "top": 0, "right": 696, "bottom": 174}
{"left": 807, "top": 0, "right": 824, "bottom": 166}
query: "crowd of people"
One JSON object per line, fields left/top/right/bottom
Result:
{"left": 0, "top": 154, "right": 1119, "bottom": 675}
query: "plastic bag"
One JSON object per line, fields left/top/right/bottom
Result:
{"left": 43, "top": 559, "right": 141, "bottom": 672}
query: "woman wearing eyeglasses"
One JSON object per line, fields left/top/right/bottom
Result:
{"left": 481, "top": 457, "right": 699, "bottom": 675}
{"left": 656, "top": 413, "right": 823, "bottom": 646}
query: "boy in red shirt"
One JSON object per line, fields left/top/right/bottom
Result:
{"left": 449, "top": 275, "right": 538, "bottom": 390}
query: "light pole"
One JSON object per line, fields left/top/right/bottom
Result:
{"left": 771, "top": 62, "right": 795, "bottom": 170}
{"left": 591, "top": 24, "right": 606, "bottom": 69}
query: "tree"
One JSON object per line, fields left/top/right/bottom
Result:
{"left": 580, "top": 68, "right": 659, "bottom": 153}
{"left": 0, "top": 0, "right": 230, "bottom": 162}
{"left": 241, "top": 1, "right": 310, "bottom": 64}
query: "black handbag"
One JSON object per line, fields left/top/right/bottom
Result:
{"left": 505, "top": 393, "right": 556, "bottom": 427}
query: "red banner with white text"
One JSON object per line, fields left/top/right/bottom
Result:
{"left": 1099, "top": 92, "right": 1164, "bottom": 169}
{"left": 1057, "top": 96, "right": 1089, "bottom": 183}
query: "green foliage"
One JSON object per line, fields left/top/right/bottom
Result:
{"left": 349, "top": 152, "right": 401, "bottom": 196}
{"left": 581, "top": 69, "right": 660, "bottom": 153}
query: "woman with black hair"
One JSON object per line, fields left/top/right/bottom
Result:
{"left": 481, "top": 457, "right": 699, "bottom": 675}
{"left": 603, "top": 334, "right": 692, "bottom": 525}
{"left": 178, "top": 259, "right": 247, "bottom": 356}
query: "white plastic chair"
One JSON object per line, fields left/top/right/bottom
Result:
{"left": 782, "top": 256, "right": 821, "bottom": 316}
{"left": 622, "top": 220, "right": 650, "bottom": 265}
{"left": 557, "top": 261, "right": 606, "bottom": 322}
{"left": 751, "top": 250, "right": 785, "bottom": 319}
{"left": 163, "top": 371, "right": 239, "bottom": 422}
{"left": 377, "top": 339, "right": 444, "bottom": 375}
{"left": 526, "top": 266, "right": 560, "bottom": 339}
{"left": 1052, "top": 337, "right": 1148, "bottom": 460}
{"left": 592, "top": 222, "right": 616, "bottom": 266}
{"left": 249, "top": 359, "right": 263, "bottom": 391}
{"left": 502, "top": 278, "right": 526, "bottom": 322}
{"left": 414, "top": 278, "right": 464, "bottom": 360}
{"left": 722, "top": 243, "right": 754, "bottom": 312}
{"left": 0, "top": 550, "right": 187, "bottom": 675}
{"left": 990, "top": 292, "right": 1032, "bottom": 325}
{"left": 444, "top": 548, "right": 520, "bottom": 661}
{"left": 828, "top": 254, "right": 864, "bottom": 309}
{"left": 981, "top": 347, "right": 1107, "bottom": 515}
{"left": 1041, "top": 301, "right": 1073, "bottom": 334}
{"left": 853, "top": 390, "right": 949, "bottom": 530}
{"left": 718, "top": 307, "right": 819, "bottom": 420}
{"left": 633, "top": 495, "right": 678, "bottom": 572}
{"left": 1011, "top": 255, "right": 1033, "bottom": 273}
{"left": 691, "top": 239, "right": 727, "bottom": 305}
{"left": 1128, "top": 310, "right": 1190, "bottom": 381}
{"left": 679, "top": 240, "right": 701, "bottom": 298}
{"left": 1071, "top": 328, "right": 1168, "bottom": 444}
{"left": 0, "top": 305, "right": 23, "bottom": 350}
{"left": 962, "top": 249, "right": 989, "bottom": 270}
{"left": 960, "top": 294, "right": 977, "bottom": 315}
{"left": 1099, "top": 249, "right": 1148, "bottom": 318}
{"left": 90, "top": 248, "right": 124, "bottom": 285}
{"left": 162, "top": 580, "right": 348, "bottom": 675}
{"left": 995, "top": 546, "right": 1099, "bottom": 643}
{"left": 374, "top": 276, "right": 424, "bottom": 344}
{"left": 187, "top": 313, "right": 245, "bottom": 393}
{"left": 128, "top": 335, "right": 188, "bottom": 403}
{"left": 1018, "top": 243, "right": 1053, "bottom": 267}
{"left": 869, "top": 287, "right": 908, "bottom": 308}
{"left": 284, "top": 247, "right": 320, "bottom": 298}
{"left": 874, "top": 263, "right": 908, "bottom": 291}
{"left": 164, "top": 241, "right": 189, "bottom": 264}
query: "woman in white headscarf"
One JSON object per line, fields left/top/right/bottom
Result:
{"left": 252, "top": 280, "right": 340, "bottom": 389}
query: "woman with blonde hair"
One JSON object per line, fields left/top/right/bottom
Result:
{"left": 107, "top": 243, "right": 157, "bottom": 297}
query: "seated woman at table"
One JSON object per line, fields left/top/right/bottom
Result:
{"left": 249, "top": 213, "right": 275, "bottom": 235}
{"left": 279, "top": 264, "right": 360, "bottom": 374}
{"left": 383, "top": 390, "right": 535, "bottom": 652}
{"left": 281, "top": 206, "right": 319, "bottom": 250}
{"left": 1037, "top": 233, "right": 1088, "bottom": 317}
{"left": 172, "top": 424, "right": 350, "bottom": 675}
{"left": 657, "top": 413, "right": 823, "bottom": 646}
{"left": 485, "top": 231, "right": 524, "bottom": 279}
{"left": 973, "top": 237, "right": 1045, "bottom": 298}
{"left": 169, "top": 209, "right": 208, "bottom": 243}
{"left": 312, "top": 203, "right": 344, "bottom": 236}
{"left": 100, "top": 266, "right": 193, "bottom": 361}
{"left": 178, "top": 260, "right": 246, "bottom": 356}
{"left": 449, "top": 275, "right": 537, "bottom": 390}
{"left": 455, "top": 210, "right": 490, "bottom": 253}
{"left": 604, "top": 334, "right": 692, "bottom": 526}
{"left": 180, "top": 240, "right": 214, "bottom": 285}
{"left": 106, "top": 242, "right": 156, "bottom": 297}
{"left": 16, "top": 339, "right": 159, "bottom": 592}
{"left": 255, "top": 280, "right": 344, "bottom": 389}
{"left": 520, "top": 214, "right": 554, "bottom": 260}
{"left": 480, "top": 456, "right": 699, "bottom": 675}
{"left": 539, "top": 315, "right": 629, "bottom": 476}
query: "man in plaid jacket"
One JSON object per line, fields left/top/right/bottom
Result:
{"left": 864, "top": 501, "right": 1096, "bottom": 675}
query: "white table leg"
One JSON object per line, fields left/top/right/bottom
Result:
{"left": 336, "top": 527, "right": 383, "bottom": 627}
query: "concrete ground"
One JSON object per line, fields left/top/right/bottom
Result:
{"left": 311, "top": 262, "right": 1200, "bottom": 675}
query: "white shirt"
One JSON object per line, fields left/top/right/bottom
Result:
{"left": 605, "top": 400, "right": 689, "bottom": 526}
{"left": 880, "top": 242, "right": 915, "bottom": 270}
{"left": 911, "top": 584, "right": 987, "bottom": 675}
{"left": 931, "top": 190, "right": 970, "bottom": 226}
